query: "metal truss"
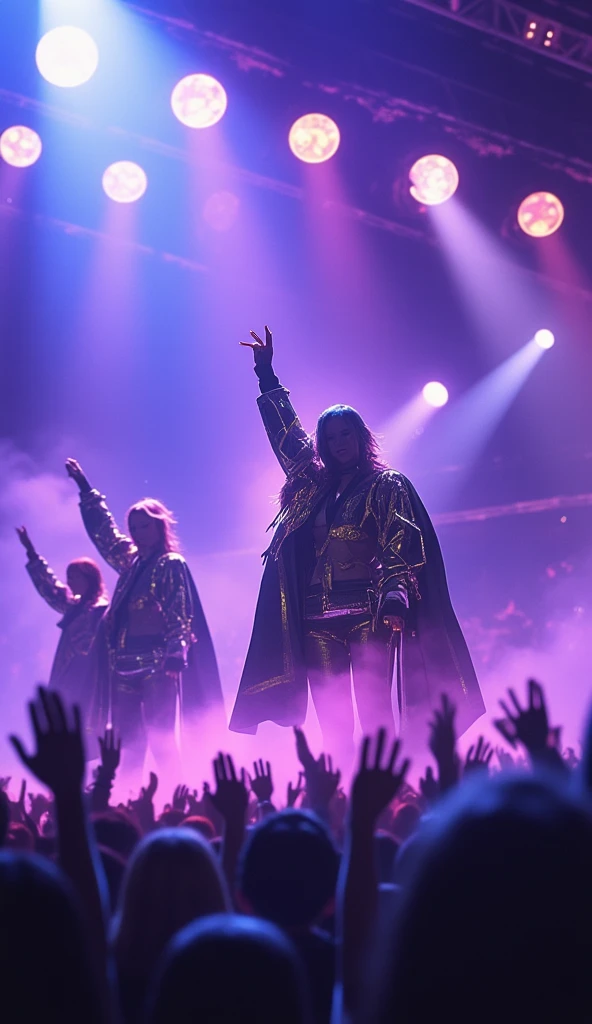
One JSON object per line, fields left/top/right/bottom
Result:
{"left": 400, "top": 0, "right": 592, "bottom": 76}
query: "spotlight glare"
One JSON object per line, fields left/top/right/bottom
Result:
{"left": 0, "top": 126, "right": 42, "bottom": 168}
{"left": 409, "top": 154, "right": 459, "bottom": 206}
{"left": 36, "top": 26, "right": 99, "bottom": 88}
{"left": 289, "top": 114, "right": 340, "bottom": 164}
{"left": 534, "top": 329, "right": 555, "bottom": 350}
{"left": 102, "top": 161, "right": 147, "bottom": 203}
{"left": 422, "top": 381, "right": 449, "bottom": 408}
{"left": 171, "top": 74, "right": 227, "bottom": 129}
{"left": 517, "top": 192, "right": 564, "bottom": 237}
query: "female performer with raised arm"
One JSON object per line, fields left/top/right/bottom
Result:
{"left": 64, "top": 459, "right": 224, "bottom": 779}
{"left": 230, "top": 327, "right": 484, "bottom": 758}
{"left": 17, "top": 527, "right": 108, "bottom": 730}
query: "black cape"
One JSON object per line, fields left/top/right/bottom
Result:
{"left": 230, "top": 474, "right": 484, "bottom": 738}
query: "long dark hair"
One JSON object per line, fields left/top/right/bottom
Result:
{"left": 67, "top": 558, "right": 106, "bottom": 606}
{"left": 280, "top": 405, "right": 387, "bottom": 507}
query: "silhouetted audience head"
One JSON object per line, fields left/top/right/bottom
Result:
{"left": 92, "top": 809, "right": 142, "bottom": 860}
{"left": 148, "top": 913, "right": 311, "bottom": 1024}
{"left": 113, "top": 827, "right": 230, "bottom": 1023}
{"left": 366, "top": 772, "right": 592, "bottom": 1023}
{"left": 182, "top": 814, "right": 216, "bottom": 841}
{"left": 238, "top": 810, "right": 339, "bottom": 929}
{"left": 391, "top": 802, "right": 420, "bottom": 842}
{"left": 0, "top": 851, "right": 102, "bottom": 1024}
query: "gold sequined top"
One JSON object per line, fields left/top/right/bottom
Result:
{"left": 79, "top": 490, "right": 194, "bottom": 670}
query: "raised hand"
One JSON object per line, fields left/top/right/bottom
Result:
{"left": 98, "top": 727, "right": 121, "bottom": 776}
{"left": 240, "top": 326, "right": 273, "bottom": 367}
{"left": 419, "top": 764, "right": 439, "bottom": 804}
{"left": 16, "top": 526, "right": 36, "bottom": 559}
{"left": 496, "top": 746, "right": 515, "bottom": 771}
{"left": 129, "top": 771, "right": 158, "bottom": 833}
{"left": 210, "top": 753, "right": 249, "bottom": 824}
{"left": 172, "top": 784, "right": 189, "bottom": 813}
{"left": 10, "top": 688, "right": 85, "bottom": 796}
{"left": 306, "top": 754, "right": 341, "bottom": 813}
{"left": 65, "top": 458, "right": 90, "bottom": 492}
{"left": 464, "top": 736, "right": 494, "bottom": 776}
{"left": 249, "top": 759, "right": 274, "bottom": 803}
{"left": 428, "top": 693, "right": 459, "bottom": 793}
{"left": 351, "top": 729, "right": 410, "bottom": 827}
{"left": 287, "top": 772, "right": 305, "bottom": 808}
{"left": 294, "top": 726, "right": 319, "bottom": 773}
{"left": 494, "top": 679, "right": 550, "bottom": 755}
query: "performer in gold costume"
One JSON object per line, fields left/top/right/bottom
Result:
{"left": 65, "top": 459, "right": 224, "bottom": 777}
{"left": 17, "top": 526, "right": 107, "bottom": 730}
{"left": 230, "top": 328, "right": 484, "bottom": 757}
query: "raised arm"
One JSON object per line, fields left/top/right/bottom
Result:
{"left": 17, "top": 527, "right": 72, "bottom": 615}
{"left": 157, "top": 555, "right": 194, "bottom": 671}
{"left": 65, "top": 459, "right": 136, "bottom": 575}
{"left": 241, "top": 327, "right": 315, "bottom": 478}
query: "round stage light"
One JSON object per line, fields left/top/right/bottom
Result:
{"left": 102, "top": 161, "right": 147, "bottom": 203}
{"left": 517, "top": 192, "right": 564, "bottom": 238}
{"left": 36, "top": 26, "right": 99, "bottom": 88}
{"left": 422, "top": 381, "right": 449, "bottom": 408}
{"left": 409, "top": 155, "right": 459, "bottom": 206}
{"left": 288, "top": 114, "right": 340, "bottom": 164}
{"left": 534, "top": 329, "right": 555, "bottom": 350}
{"left": 171, "top": 74, "right": 227, "bottom": 129}
{"left": 0, "top": 126, "right": 42, "bottom": 168}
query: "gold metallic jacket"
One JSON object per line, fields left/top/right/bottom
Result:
{"left": 258, "top": 386, "right": 426, "bottom": 608}
{"left": 79, "top": 490, "right": 194, "bottom": 673}
{"left": 26, "top": 555, "right": 107, "bottom": 690}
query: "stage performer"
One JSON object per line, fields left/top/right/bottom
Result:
{"left": 230, "top": 327, "right": 484, "bottom": 756}
{"left": 65, "top": 458, "right": 224, "bottom": 777}
{"left": 17, "top": 526, "right": 108, "bottom": 731}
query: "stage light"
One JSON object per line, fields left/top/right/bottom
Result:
{"left": 517, "top": 192, "right": 564, "bottom": 237}
{"left": 0, "top": 126, "right": 42, "bottom": 168}
{"left": 36, "top": 26, "right": 99, "bottom": 88}
{"left": 171, "top": 74, "right": 227, "bottom": 128}
{"left": 422, "top": 381, "right": 449, "bottom": 408}
{"left": 409, "top": 155, "right": 459, "bottom": 206}
{"left": 288, "top": 114, "right": 340, "bottom": 164}
{"left": 102, "top": 161, "right": 147, "bottom": 203}
{"left": 534, "top": 329, "right": 555, "bottom": 350}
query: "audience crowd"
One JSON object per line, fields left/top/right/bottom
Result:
{"left": 0, "top": 677, "right": 587, "bottom": 1022}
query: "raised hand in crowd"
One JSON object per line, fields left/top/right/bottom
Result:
{"left": 496, "top": 746, "right": 516, "bottom": 771}
{"left": 9, "top": 687, "right": 109, "bottom": 1004}
{"left": 339, "top": 729, "right": 410, "bottom": 1014}
{"left": 293, "top": 726, "right": 341, "bottom": 823}
{"left": 464, "top": 736, "right": 494, "bottom": 776}
{"left": 65, "top": 457, "right": 91, "bottom": 493}
{"left": 91, "top": 727, "right": 121, "bottom": 813}
{"left": 428, "top": 693, "right": 460, "bottom": 794}
{"left": 419, "top": 764, "right": 439, "bottom": 806}
{"left": 286, "top": 772, "right": 305, "bottom": 808}
{"left": 210, "top": 753, "right": 249, "bottom": 894}
{"left": 128, "top": 771, "right": 159, "bottom": 833}
{"left": 172, "top": 784, "right": 190, "bottom": 813}
{"left": 494, "top": 678, "right": 566, "bottom": 773}
{"left": 249, "top": 759, "right": 274, "bottom": 803}
{"left": 16, "top": 526, "right": 37, "bottom": 560}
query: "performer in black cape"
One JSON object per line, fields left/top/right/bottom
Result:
{"left": 230, "top": 328, "right": 484, "bottom": 756}
{"left": 65, "top": 458, "right": 224, "bottom": 778}
{"left": 17, "top": 526, "right": 108, "bottom": 732}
